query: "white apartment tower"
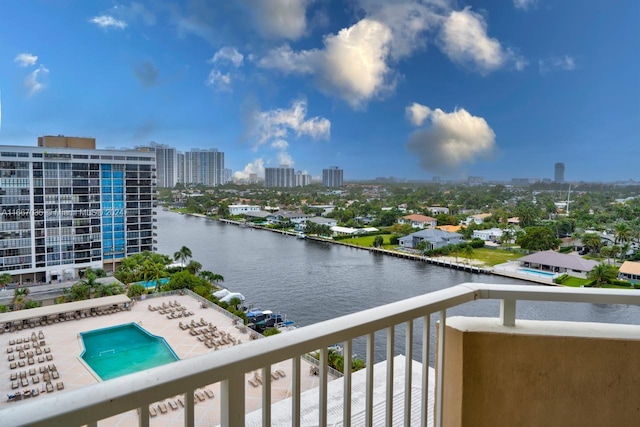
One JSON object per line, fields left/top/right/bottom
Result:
{"left": 265, "top": 166, "right": 295, "bottom": 188}
{"left": 182, "top": 149, "right": 225, "bottom": 186}
{"left": 322, "top": 166, "right": 343, "bottom": 187}
{"left": 0, "top": 137, "right": 156, "bottom": 282}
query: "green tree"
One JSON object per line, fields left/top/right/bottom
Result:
{"left": 463, "top": 245, "right": 474, "bottom": 264}
{"left": 173, "top": 246, "right": 193, "bottom": 267}
{"left": 186, "top": 260, "right": 203, "bottom": 275}
{"left": 372, "top": 235, "right": 384, "bottom": 248}
{"left": 127, "top": 283, "right": 146, "bottom": 298}
{"left": 199, "top": 270, "right": 224, "bottom": 285}
{"left": 614, "top": 222, "right": 632, "bottom": 245}
{"left": 0, "top": 273, "right": 12, "bottom": 289}
{"left": 140, "top": 260, "right": 167, "bottom": 292}
{"left": 581, "top": 233, "right": 603, "bottom": 256}
{"left": 11, "top": 287, "right": 30, "bottom": 310}
{"left": 587, "top": 263, "right": 617, "bottom": 287}
{"left": 517, "top": 226, "right": 561, "bottom": 251}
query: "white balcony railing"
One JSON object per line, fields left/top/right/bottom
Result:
{"left": 3, "top": 283, "right": 639, "bottom": 426}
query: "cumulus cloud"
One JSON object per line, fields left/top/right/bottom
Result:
{"left": 252, "top": 99, "right": 330, "bottom": 146}
{"left": 25, "top": 65, "right": 49, "bottom": 96}
{"left": 205, "top": 70, "right": 232, "bottom": 92}
{"left": 259, "top": 19, "right": 394, "bottom": 108}
{"left": 14, "top": 53, "right": 38, "bottom": 67}
{"left": 134, "top": 61, "right": 159, "bottom": 87}
{"left": 241, "top": 0, "right": 310, "bottom": 40}
{"left": 89, "top": 15, "right": 127, "bottom": 29}
{"left": 406, "top": 102, "right": 432, "bottom": 126}
{"left": 210, "top": 47, "right": 244, "bottom": 68}
{"left": 246, "top": 99, "right": 330, "bottom": 168}
{"left": 353, "top": 0, "right": 446, "bottom": 60}
{"left": 407, "top": 105, "right": 496, "bottom": 174}
{"left": 438, "top": 7, "right": 524, "bottom": 74}
{"left": 233, "top": 158, "right": 265, "bottom": 180}
{"left": 539, "top": 55, "right": 576, "bottom": 74}
{"left": 514, "top": 0, "right": 537, "bottom": 11}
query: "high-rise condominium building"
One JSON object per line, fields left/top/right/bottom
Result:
{"left": 0, "top": 137, "right": 156, "bottom": 282}
{"left": 138, "top": 142, "right": 177, "bottom": 188}
{"left": 265, "top": 166, "right": 295, "bottom": 188}
{"left": 322, "top": 166, "right": 343, "bottom": 187}
{"left": 295, "top": 170, "right": 312, "bottom": 187}
{"left": 554, "top": 163, "right": 565, "bottom": 183}
{"left": 182, "top": 149, "right": 225, "bottom": 186}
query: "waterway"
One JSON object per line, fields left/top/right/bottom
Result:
{"left": 155, "top": 210, "right": 640, "bottom": 362}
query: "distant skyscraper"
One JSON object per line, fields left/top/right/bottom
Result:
{"left": 295, "top": 170, "right": 312, "bottom": 187}
{"left": 140, "top": 142, "right": 177, "bottom": 188}
{"left": 322, "top": 166, "right": 343, "bottom": 187}
{"left": 555, "top": 163, "right": 565, "bottom": 183}
{"left": 265, "top": 166, "right": 295, "bottom": 188}
{"left": 182, "top": 149, "right": 225, "bottom": 186}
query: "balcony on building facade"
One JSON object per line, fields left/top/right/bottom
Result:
{"left": 3, "top": 284, "right": 638, "bottom": 427}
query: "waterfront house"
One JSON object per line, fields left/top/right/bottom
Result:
{"left": 228, "top": 204, "right": 261, "bottom": 216}
{"left": 463, "top": 213, "right": 492, "bottom": 226}
{"left": 306, "top": 217, "right": 338, "bottom": 227}
{"left": 472, "top": 228, "right": 504, "bottom": 243}
{"left": 330, "top": 226, "right": 377, "bottom": 236}
{"left": 618, "top": 261, "right": 640, "bottom": 284}
{"left": 428, "top": 206, "right": 450, "bottom": 215}
{"left": 398, "top": 214, "right": 437, "bottom": 229}
{"left": 518, "top": 250, "right": 598, "bottom": 278}
{"left": 398, "top": 229, "right": 463, "bottom": 250}
{"left": 266, "top": 211, "right": 310, "bottom": 225}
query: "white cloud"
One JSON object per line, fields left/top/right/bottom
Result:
{"left": 406, "top": 102, "right": 432, "bottom": 126}
{"left": 353, "top": 0, "right": 446, "bottom": 60}
{"left": 14, "top": 53, "right": 38, "bottom": 67}
{"left": 89, "top": 15, "right": 128, "bottom": 29}
{"left": 539, "top": 55, "right": 576, "bottom": 74}
{"left": 438, "top": 7, "right": 523, "bottom": 74}
{"left": 252, "top": 98, "right": 330, "bottom": 147}
{"left": 270, "top": 139, "right": 289, "bottom": 150}
{"left": 259, "top": 19, "right": 394, "bottom": 108}
{"left": 407, "top": 106, "right": 496, "bottom": 174}
{"left": 205, "top": 70, "right": 232, "bottom": 92}
{"left": 25, "top": 65, "right": 49, "bottom": 96}
{"left": 233, "top": 158, "right": 265, "bottom": 180}
{"left": 210, "top": 47, "right": 244, "bottom": 68}
{"left": 242, "top": 0, "right": 310, "bottom": 40}
{"left": 514, "top": 0, "right": 537, "bottom": 11}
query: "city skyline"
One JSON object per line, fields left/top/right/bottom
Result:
{"left": 0, "top": 1, "right": 638, "bottom": 182}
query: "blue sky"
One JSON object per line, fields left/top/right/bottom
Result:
{"left": 0, "top": 1, "right": 638, "bottom": 183}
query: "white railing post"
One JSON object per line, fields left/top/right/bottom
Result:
{"left": 501, "top": 299, "right": 516, "bottom": 326}
{"left": 138, "top": 405, "right": 149, "bottom": 427}
{"left": 184, "top": 388, "right": 195, "bottom": 427}
{"left": 262, "top": 366, "right": 271, "bottom": 427}
{"left": 292, "top": 356, "right": 301, "bottom": 427}
{"left": 386, "top": 326, "right": 395, "bottom": 427}
{"left": 421, "top": 314, "right": 430, "bottom": 427}
{"left": 405, "top": 319, "right": 413, "bottom": 427}
{"left": 344, "top": 339, "right": 353, "bottom": 426}
{"left": 319, "top": 347, "right": 328, "bottom": 427}
{"left": 435, "top": 310, "right": 446, "bottom": 427}
{"left": 365, "top": 332, "right": 375, "bottom": 427}
{"left": 220, "top": 374, "right": 245, "bottom": 427}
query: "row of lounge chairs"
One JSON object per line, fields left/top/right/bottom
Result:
{"left": 247, "top": 370, "right": 286, "bottom": 388}
{"left": 148, "top": 389, "right": 214, "bottom": 417}
{"left": 8, "top": 331, "right": 44, "bottom": 346}
{"left": 166, "top": 310, "right": 194, "bottom": 319}
{"left": 148, "top": 300, "right": 182, "bottom": 312}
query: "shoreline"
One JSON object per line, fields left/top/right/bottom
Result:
{"left": 191, "top": 214, "right": 558, "bottom": 287}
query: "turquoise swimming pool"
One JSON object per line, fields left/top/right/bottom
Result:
{"left": 80, "top": 323, "right": 179, "bottom": 380}
{"left": 519, "top": 268, "right": 556, "bottom": 278}
{"left": 137, "top": 277, "right": 170, "bottom": 289}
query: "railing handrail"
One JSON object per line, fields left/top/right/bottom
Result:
{"left": 3, "top": 283, "right": 639, "bottom": 426}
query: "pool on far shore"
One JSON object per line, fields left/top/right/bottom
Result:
{"left": 136, "top": 277, "right": 170, "bottom": 290}
{"left": 518, "top": 268, "right": 556, "bottom": 278}
{"left": 80, "top": 323, "right": 179, "bottom": 380}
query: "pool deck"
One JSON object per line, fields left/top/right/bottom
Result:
{"left": 0, "top": 294, "right": 328, "bottom": 425}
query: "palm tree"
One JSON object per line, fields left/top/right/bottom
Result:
{"left": 581, "top": 233, "right": 603, "bottom": 256}
{"left": 463, "top": 245, "right": 474, "bottom": 265}
{"left": 141, "top": 260, "right": 167, "bottom": 293}
{"left": 186, "top": 260, "right": 202, "bottom": 275}
{"left": 173, "top": 246, "right": 193, "bottom": 268}
{"left": 0, "top": 273, "right": 12, "bottom": 290}
{"left": 199, "top": 271, "right": 224, "bottom": 284}
{"left": 587, "top": 263, "right": 617, "bottom": 287}
{"left": 78, "top": 273, "right": 98, "bottom": 299}
{"left": 600, "top": 246, "right": 613, "bottom": 265}
{"left": 620, "top": 242, "right": 631, "bottom": 262}
{"left": 614, "top": 222, "right": 632, "bottom": 245}
{"left": 11, "top": 287, "right": 30, "bottom": 310}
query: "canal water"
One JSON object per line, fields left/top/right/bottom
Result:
{"left": 155, "top": 210, "right": 639, "bottom": 362}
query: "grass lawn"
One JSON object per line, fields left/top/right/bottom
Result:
{"left": 561, "top": 276, "right": 592, "bottom": 287}
{"left": 343, "top": 234, "right": 396, "bottom": 248}
{"left": 469, "top": 248, "right": 524, "bottom": 266}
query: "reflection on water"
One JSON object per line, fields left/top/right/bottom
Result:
{"left": 156, "top": 210, "right": 640, "bottom": 362}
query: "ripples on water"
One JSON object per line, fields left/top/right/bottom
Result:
{"left": 156, "top": 210, "right": 640, "bottom": 362}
